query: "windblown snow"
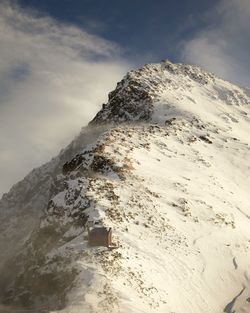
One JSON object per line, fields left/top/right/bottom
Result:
{"left": 0, "top": 61, "right": 250, "bottom": 313}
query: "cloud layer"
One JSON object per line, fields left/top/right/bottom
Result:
{"left": 0, "top": 1, "right": 130, "bottom": 196}
{"left": 180, "top": 0, "right": 250, "bottom": 87}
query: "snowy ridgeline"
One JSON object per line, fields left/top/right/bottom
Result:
{"left": 0, "top": 61, "right": 250, "bottom": 313}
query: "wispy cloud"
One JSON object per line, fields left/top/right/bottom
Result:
{"left": 0, "top": 1, "right": 130, "bottom": 196}
{"left": 180, "top": 0, "right": 250, "bottom": 87}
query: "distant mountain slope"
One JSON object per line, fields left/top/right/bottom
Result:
{"left": 0, "top": 61, "right": 250, "bottom": 313}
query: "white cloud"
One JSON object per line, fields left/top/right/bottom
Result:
{"left": 180, "top": 0, "right": 250, "bottom": 87}
{"left": 0, "top": 1, "right": 130, "bottom": 196}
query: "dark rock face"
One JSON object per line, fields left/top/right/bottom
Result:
{"left": 89, "top": 74, "right": 154, "bottom": 125}
{"left": 63, "top": 154, "right": 87, "bottom": 175}
{"left": 199, "top": 135, "right": 213, "bottom": 144}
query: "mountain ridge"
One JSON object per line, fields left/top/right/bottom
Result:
{"left": 0, "top": 60, "right": 250, "bottom": 313}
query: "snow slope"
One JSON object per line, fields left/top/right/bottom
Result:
{"left": 0, "top": 61, "right": 250, "bottom": 313}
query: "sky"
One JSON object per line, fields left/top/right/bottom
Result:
{"left": 0, "top": 0, "right": 249, "bottom": 196}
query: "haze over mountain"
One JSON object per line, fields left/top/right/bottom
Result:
{"left": 0, "top": 61, "right": 250, "bottom": 313}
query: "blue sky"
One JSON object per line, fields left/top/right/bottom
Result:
{"left": 0, "top": 0, "right": 249, "bottom": 196}
{"left": 17, "top": 0, "right": 218, "bottom": 64}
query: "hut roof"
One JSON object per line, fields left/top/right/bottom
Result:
{"left": 89, "top": 227, "right": 111, "bottom": 235}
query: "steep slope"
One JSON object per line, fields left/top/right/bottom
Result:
{"left": 0, "top": 125, "right": 108, "bottom": 298}
{"left": 0, "top": 61, "right": 250, "bottom": 313}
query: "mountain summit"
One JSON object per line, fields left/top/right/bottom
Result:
{"left": 0, "top": 61, "right": 250, "bottom": 313}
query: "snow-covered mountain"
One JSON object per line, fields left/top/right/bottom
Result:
{"left": 0, "top": 60, "right": 250, "bottom": 313}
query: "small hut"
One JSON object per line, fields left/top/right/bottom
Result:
{"left": 88, "top": 227, "right": 112, "bottom": 247}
